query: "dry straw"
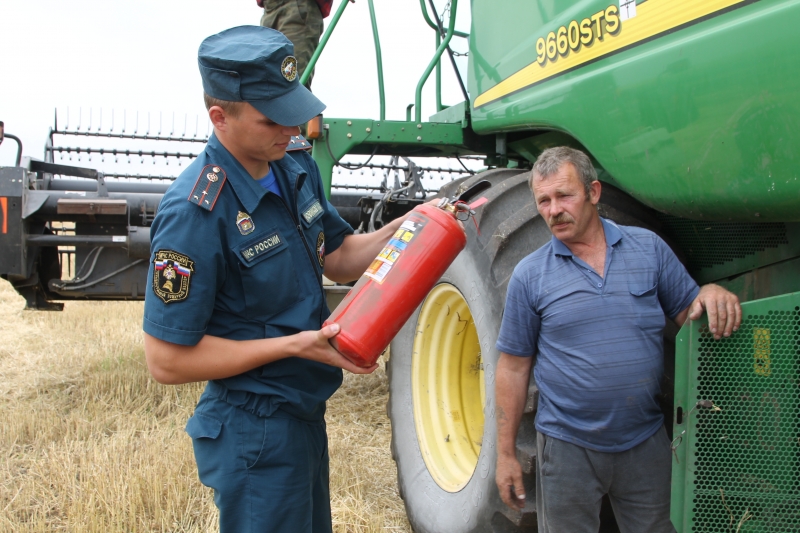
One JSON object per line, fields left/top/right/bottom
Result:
{"left": 0, "top": 280, "right": 410, "bottom": 532}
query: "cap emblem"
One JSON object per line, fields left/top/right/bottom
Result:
{"left": 281, "top": 56, "right": 298, "bottom": 82}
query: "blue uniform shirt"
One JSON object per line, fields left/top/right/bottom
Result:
{"left": 496, "top": 218, "right": 699, "bottom": 452}
{"left": 143, "top": 134, "right": 353, "bottom": 421}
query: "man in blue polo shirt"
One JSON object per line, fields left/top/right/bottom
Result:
{"left": 494, "top": 147, "right": 741, "bottom": 532}
{"left": 142, "top": 26, "right": 417, "bottom": 533}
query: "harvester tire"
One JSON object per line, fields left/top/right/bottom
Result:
{"left": 388, "top": 168, "right": 668, "bottom": 532}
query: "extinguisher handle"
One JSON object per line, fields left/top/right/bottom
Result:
{"left": 455, "top": 179, "right": 492, "bottom": 203}
{"left": 452, "top": 201, "right": 476, "bottom": 222}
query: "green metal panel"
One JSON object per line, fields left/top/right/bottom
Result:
{"left": 468, "top": 0, "right": 800, "bottom": 222}
{"left": 718, "top": 257, "right": 800, "bottom": 305}
{"left": 428, "top": 101, "right": 469, "bottom": 127}
{"left": 671, "top": 292, "right": 800, "bottom": 532}
{"left": 311, "top": 118, "right": 493, "bottom": 197}
{"left": 655, "top": 219, "right": 800, "bottom": 285}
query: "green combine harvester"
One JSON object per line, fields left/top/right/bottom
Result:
{"left": 1, "top": 0, "right": 798, "bottom": 531}
{"left": 311, "top": 0, "right": 800, "bottom": 531}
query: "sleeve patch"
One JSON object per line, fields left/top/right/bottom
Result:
{"left": 152, "top": 250, "right": 195, "bottom": 303}
{"left": 316, "top": 232, "right": 325, "bottom": 267}
{"left": 188, "top": 164, "right": 227, "bottom": 211}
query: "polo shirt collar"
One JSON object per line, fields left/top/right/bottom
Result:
{"left": 205, "top": 134, "right": 307, "bottom": 213}
{"left": 550, "top": 217, "right": 622, "bottom": 257}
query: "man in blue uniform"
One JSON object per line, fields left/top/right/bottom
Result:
{"left": 143, "top": 26, "right": 414, "bottom": 533}
{"left": 494, "top": 147, "right": 741, "bottom": 532}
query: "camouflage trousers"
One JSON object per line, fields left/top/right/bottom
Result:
{"left": 261, "top": 0, "right": 324, "bottom": 89}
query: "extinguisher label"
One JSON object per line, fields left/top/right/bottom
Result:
{"left": 400, "top": 220, "right": 417, "bottom": 231}
{"left": 365, "top": 260, "right": 393, "bottom": 283}
{"left": 364, "top": 224, "right": 420, "bottom": 284}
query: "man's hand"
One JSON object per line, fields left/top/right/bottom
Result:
{"left": 676, "top": 284, "right": 741, "bottom": 340}
{"left": 495, "top": 352, "right": 533, "bottom": 511}
{"left": 290, "top": 323, "right": 378, "bottom": 374}
{"left": 496, "top": 453, "right": 526, "bottom": 511}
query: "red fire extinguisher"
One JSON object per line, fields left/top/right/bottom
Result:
{"left": 325, "top": 186, "right": 489, "bottom": 368}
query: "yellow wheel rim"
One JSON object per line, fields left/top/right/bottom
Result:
{"left": 412, "top": 283, "right": 485, "bottom": 493}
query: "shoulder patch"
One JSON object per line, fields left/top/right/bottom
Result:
{"left": 188, "top": 164, "right": 227, "bottom": 211}
{"left": 286, "top": 135, "right": 312, "bottom": 152}
{"left": 152, "top": 250, "right": 194, "bottom": 304}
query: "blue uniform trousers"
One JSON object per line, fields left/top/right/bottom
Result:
{"left": 186, "top": 387, "right": 332, "bottom": 533}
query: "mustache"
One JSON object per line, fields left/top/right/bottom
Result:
{"left": 548, "top": 213, "right": 575, "bottom": 226}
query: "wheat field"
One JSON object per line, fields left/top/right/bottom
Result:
{"left": 0, "top": 280, "right": 411, "bottom": 532}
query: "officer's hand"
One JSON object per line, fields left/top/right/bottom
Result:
{"left": 687, "top": 284, "right": 742, "bottom": 340}
{"left": 496, "top": 453, "right": 526, "bottom": 511}
{"left": 292, "top": 324, "right": 378, "bottom": 375}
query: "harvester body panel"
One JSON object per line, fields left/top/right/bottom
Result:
{"left": 469, "top": 0, "right": 800, "bottom": 222}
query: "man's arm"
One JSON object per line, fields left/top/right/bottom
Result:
{"left": 673, "top": 283, "right": 741, "bottom": 339}
{"left": 144, "top": 323, "right": 375, "bottom": 385}
{"left": 496, "top": 351, "right": 534, "bottom": 511}
{"left": 323, "top": 216, "right": 406, "bottom": 283}
{"left": 324, "top": 199, "right": 455, "bottom": 283}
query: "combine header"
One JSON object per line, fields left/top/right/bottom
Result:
{"left": 0, "top": 109, "right": 475, "bottom": 310}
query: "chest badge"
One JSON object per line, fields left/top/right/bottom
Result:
{"left": 302, "top": 200, "right": 324, "bottom": 224}
{"left": 236, "top": 211, "right": 255, "bottom": 236}
{"left": 316, "top": 232, "right": 325, "bottom": 268}
{"left": 152, "top": 250, "right": 194, "bottom": 304}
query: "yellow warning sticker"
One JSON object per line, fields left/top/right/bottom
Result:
{"left": 365, "top": 225, "right": 418, "bottom": 284}
{"left": 753, "top": 327, "right": 771, "bottom": 377}
{"left": 474, "top": 0, "right": 752, "bottom": 108}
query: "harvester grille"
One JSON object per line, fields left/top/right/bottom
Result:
{"left": 671, "top": 292, "right": 800, "bottom": 532}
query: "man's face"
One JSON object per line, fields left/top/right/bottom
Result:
{"left": 532, "top": 162, "right": 600, "bottom": 244}
{"left": 224, "top": 103, "right": 301, "bottom": 163}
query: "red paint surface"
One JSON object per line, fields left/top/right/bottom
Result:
{"left": 325, "top": 204, "right": 467, "bottom": 367}
{"left": 0, "top": 197, "right": 7, "bottom": 234}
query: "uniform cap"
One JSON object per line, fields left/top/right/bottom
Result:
{"left": 198, "top": 26, "right": 325, "bottom": 127}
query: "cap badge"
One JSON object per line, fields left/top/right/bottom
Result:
{"left": 281, "top": 56, "right": 298, "bottom": 82}
{"left": 236, "top": 211, "right": 255, "bottom": 236}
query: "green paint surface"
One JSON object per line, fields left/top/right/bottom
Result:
{"left": 468, "top": 0, "right": 800, "bottom": 222}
